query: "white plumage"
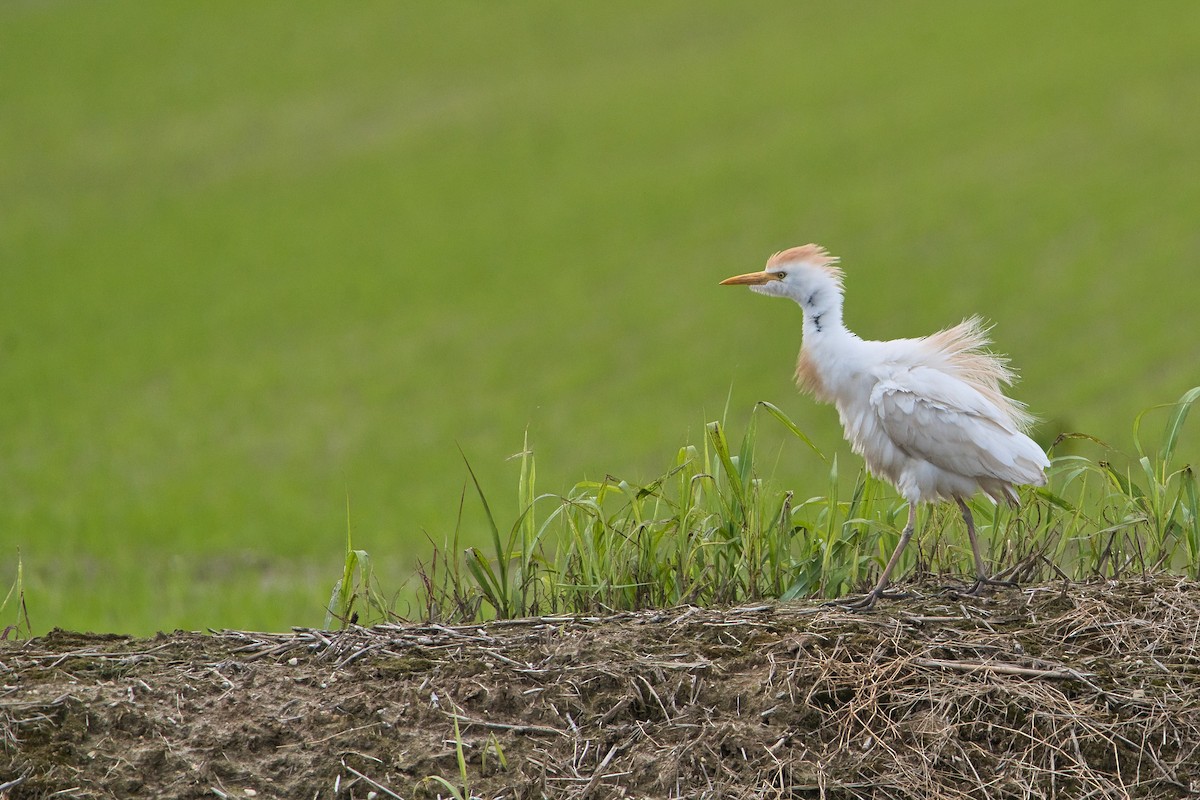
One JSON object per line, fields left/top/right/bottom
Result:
{"left": 721, "top": 244, "right": 1049, "bottom": 609}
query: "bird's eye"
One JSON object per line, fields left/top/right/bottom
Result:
{"left": 774, "top": 271, "right": 786, "bottom": 279}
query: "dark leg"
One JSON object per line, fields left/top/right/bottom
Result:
{"left": 956, "top": 497, "right": 1017, "bottom": 595}
{"left": 827, "top": 502, "right": 917, "bottom": 610}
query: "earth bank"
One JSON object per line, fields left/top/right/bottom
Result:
{"left": 3, "top": 579, "right": 1199, "bottom": 799}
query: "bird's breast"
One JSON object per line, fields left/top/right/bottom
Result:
{"left": 835, "top": 390, "right": 909, "bottom": 482}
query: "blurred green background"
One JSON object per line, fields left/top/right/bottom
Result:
{"left": 2, "top": 2, "right": 1197, "bottom": 635}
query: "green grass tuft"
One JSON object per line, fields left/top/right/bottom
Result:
{"left": 397, "top": 387, "right": 1200, "bottom": 625}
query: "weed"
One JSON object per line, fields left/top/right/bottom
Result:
{"left": 417, "top": 699, "right": 505, "bottom": 800}
{"left": 324, "top": 495, "right": 388, "bottom": 629}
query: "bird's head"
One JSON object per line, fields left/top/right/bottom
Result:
{"left": 720, "top": 244, "right": 843, "bottom": 308}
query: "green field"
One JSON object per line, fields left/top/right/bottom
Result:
{"left": 3, "top": 2, "right": 1198, "bottom": 635}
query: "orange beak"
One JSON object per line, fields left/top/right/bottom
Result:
{"left": 719, "top": 270, "right": 778, "bottom": 286}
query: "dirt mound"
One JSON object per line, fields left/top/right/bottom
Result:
{"left": 3, "top": 579, "right": 1200, "bottom": 799}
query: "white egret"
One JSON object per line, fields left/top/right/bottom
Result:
{"left": 721, "top": 244, "right": 1049, "bottom": 609}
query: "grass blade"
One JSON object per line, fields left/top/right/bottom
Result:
{"left": 1162, "top": 386, "right": 1200, "bottom": 468}
{"left": 465, "top": 547, "right": 506, "bottom": 618}
{"left": 757, "top": 401, "right": 827, "bottom": 462}
{"left": 460, "top": 449, "right": 511, "bottom": 618}
{"left": 707, "top": 421, "right": 746, "bottom": 514}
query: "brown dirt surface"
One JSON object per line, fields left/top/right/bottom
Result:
{"left": 3, "top": 578, "right": 1200, "bottom": 799}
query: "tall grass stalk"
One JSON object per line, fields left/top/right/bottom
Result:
{"left": 2, "top": 548, "right": 31, "bottom": 640}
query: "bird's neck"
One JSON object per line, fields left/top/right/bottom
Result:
{"left": 794, "top": 299, "right": 861, "bottom": 406}
{"left": 798, "top": 288, "right": 847, "bottom": 339}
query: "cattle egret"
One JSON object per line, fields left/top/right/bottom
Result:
{"left": 721, "top": 244, "right": 1049, "bottom": 609}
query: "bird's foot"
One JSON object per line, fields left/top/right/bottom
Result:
{"left": 947, "top": 576, "right": 1019, "bottom": 598}
{"left": 823, "top": 588, "right": 912, "bottom": 611}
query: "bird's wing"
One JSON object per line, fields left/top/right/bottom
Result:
{"left": 870, "top": 365, "right": 1043, "bottom": 483}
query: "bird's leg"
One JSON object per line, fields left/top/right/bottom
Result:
{"left": 956, "top": 497, "right": 1017, "bottom": 596}
{"left": 827, "top": 502, "right": 917, "bottom": 610}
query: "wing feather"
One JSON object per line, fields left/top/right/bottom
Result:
{"left": 871, "top": 366, "right": 1047, "bottom": 486}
